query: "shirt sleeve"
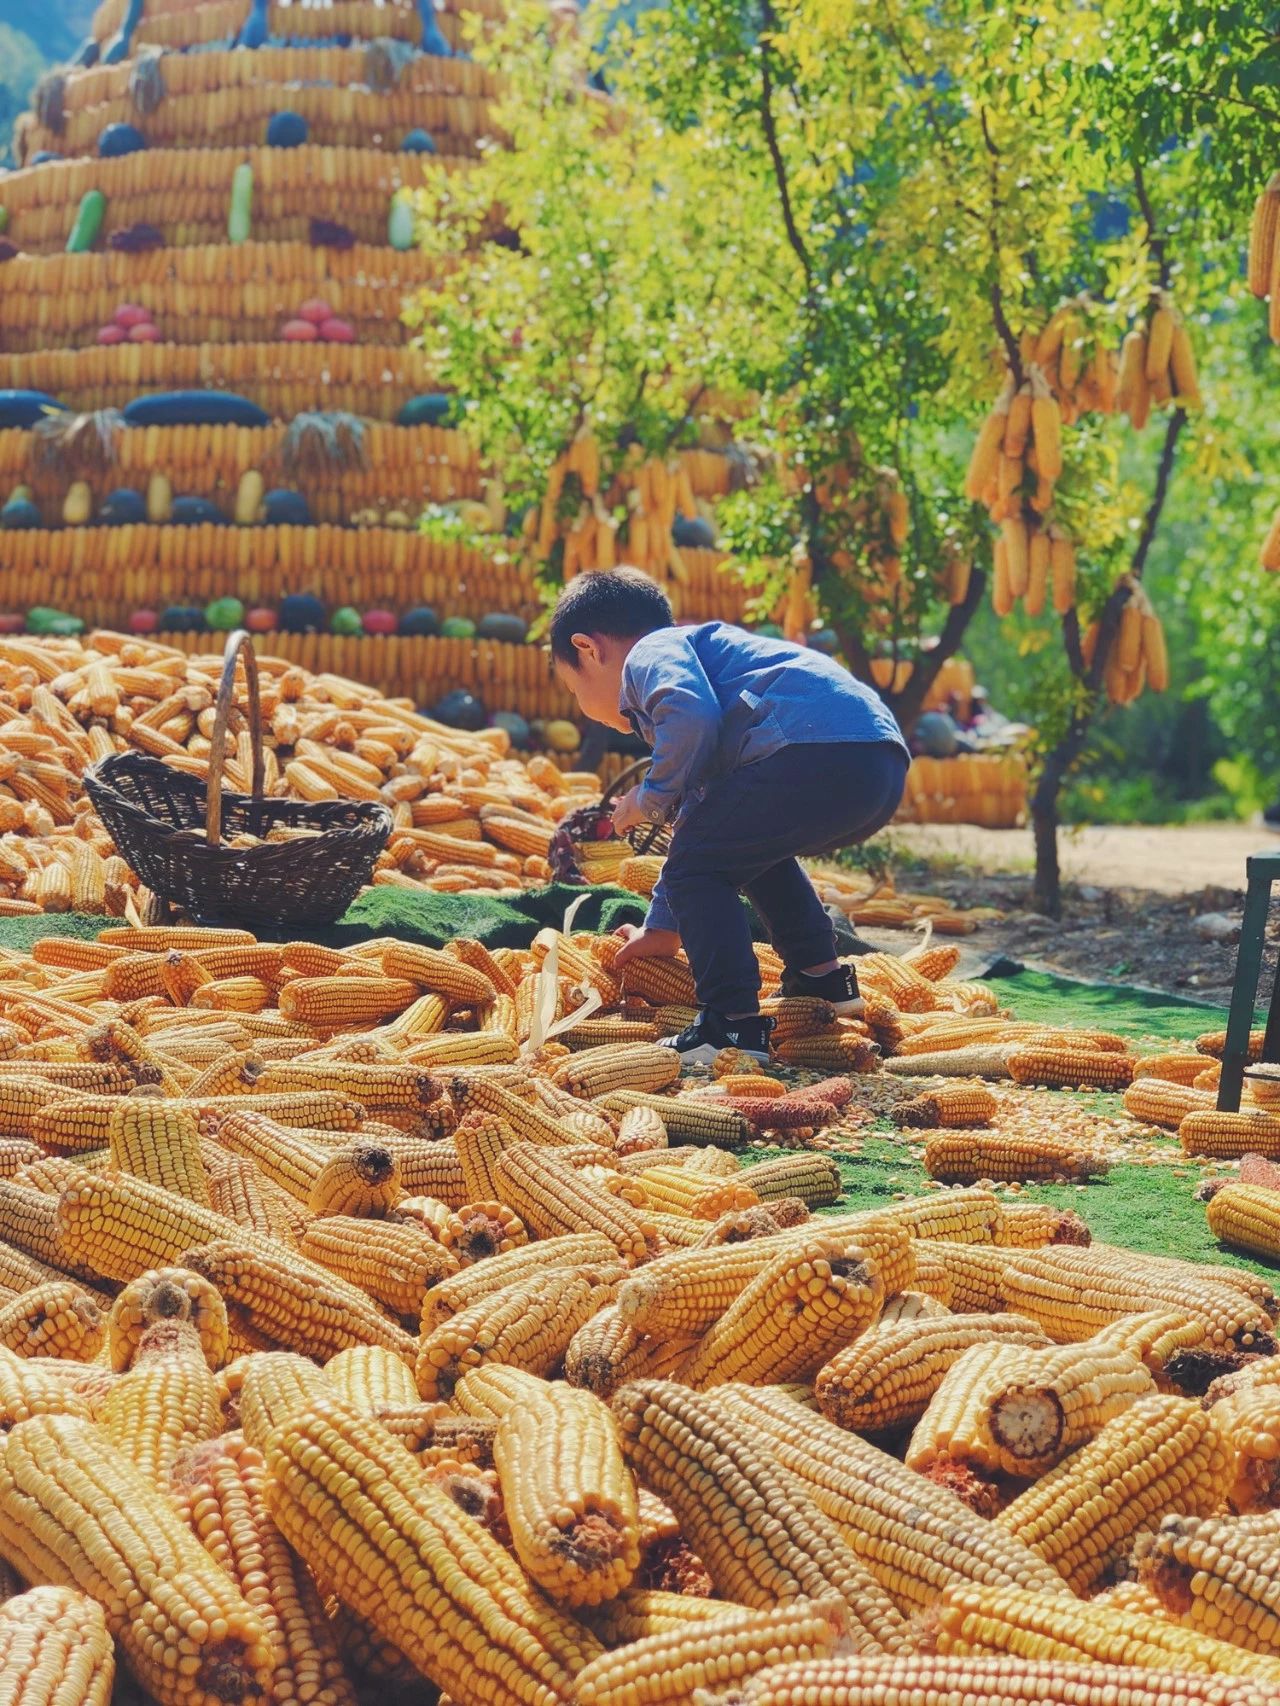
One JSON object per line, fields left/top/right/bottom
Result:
{"left": 626, "top": 637, "right": 723, "bottom": 823}
{"left": 643, "top": 872, "right": 678, "bottom": 934}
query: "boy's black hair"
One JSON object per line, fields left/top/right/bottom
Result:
{"left": 548, "top": 567, "right": 674, "bottom": 666}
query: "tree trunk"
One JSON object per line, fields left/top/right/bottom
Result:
{"left": 1030, "top": 751, "right": 1069, "bottom": 917}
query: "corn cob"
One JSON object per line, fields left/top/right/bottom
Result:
{"left": 527, "top": 1078, "right": 619, "bottom": 1145}
{"left": 1000, "top": 1245, "right": 1277, "bottom": 1351}
{"left": 575, "top": 1599, "right": 848, "bottom": 1706}
{"left": 681, "top": 1228, "right": 891, "bottom": 1389}
{"left": 185, "top": 1238, "right": 418, "bottom": 1363}
{"left": 631, "top": 1164, "right": 760, "bottom": 1220}
{"left": 861, "top": 1187, "right": 1006, "bottom": 1246}
{"left": 553, "top": 1043, "right": 680, "bottom": 1100}
{"left": 171, "top": 1433, "right": 359, "bottom": 1706}
{"left": 611, "top": 1380, "right": 908, "bottom": 1648}
{"left": 453, "top": 1110, "right": 515, "bottom": 1201}
{"left": 1007, "top": 1046, "right": 1135, "bottom": 1089}
{"left": 0, "top": 1079, "right": 79, "bottom": 1140}
{"left": 616, "top": 956, "right": 698, "bottom": 1007}
{"left": 0, "top": 1345, "right": 95, "bottom": 1430}
{"left": 731, "top": 1654, "right": 1278, "bottom": 1705}
{"left": 213, "top": 1110, "right": 343, "bottom": 1202}
{"left": 442, "top": 1200, "right": 527, "bottom": 1263}
{"left": 1211, "top": 1385, "right": 1280, "bottom": 1512}
{"left": 237, "top": 1352, "right": 332, "bottom": 1454}
{"left": 878, "top": 1290, "right": 952, "bottom": 1323}
{"left": 0, "top": 1139, "right": 44, "bottom": 1180}
{"left": 107, "top": 1099, "right": 212, "bottom": 1207}
{"left": 299, "top": 1215, "right": 458, "bottom": 1316}
{"left": 563, "top": 1302, "right": 698, "bottom": 1398}
{"left": 994, "top": 1202, "right": 1092, "bottom": 1247}
{"left": 1205, "top": 1181, "right": 1280, "bottom": 1259}
{"left": 403, "top": 1033, "right": 518, "bottom": 1071}
{"left": 815, "top": 1313, "right": 1052, "bottom": 1434}
{"left": 1183, "top": 1112, "right": 1280, "bottom": 1159}
{"left": 0, "top": 1412, "right": 275, "bottom": 1706}
{"left": 736, "top": 1153, "right": 841, "bottom": 1207}
{"left": 324, "top": 1344, "right": 420, "bottom": 1415}
{"left": 449, "top": 1365, "right": 553, "bottom": 1422}
{"left": 994, "top": 1393, "right": 1232, "bottom": 1592}
{"left": 448, "top": 1075, "right": 579, "bottom": 1146}
{"left": 907, "top": 1337, "right": 1156, "bottom": 1479}
{"left": 0, "top": 1238, "right": 90, "bottom": 1304}
{"left": 931, "top": 1581, "right": 1280, "bottom": 1682}
{"left": 107, "top": 1267, "right": 228, "bottom": 1372}
{"left": 0, "top": 1281, "right": 103, "bottom": 1363}
{"left": 494, "top": 1143, "right": 658, "bottom": 1264}
{"left": 207, "top": 1154, "right": 296, "bottom": 1242}
{"left": 883, "top": 1044, "right": 1016, "bottom": 1079}
{"left": 421, "top": 1233, "right": 621, "bottom": 1333}
{"left": 56, "top": 1170, "right": 254, "bottom": 1283}
{"left": 277, "top": 976, "right": 419, "bottom": 1031}
{"left": 264, "top": 1398, "right": 602, "bottom": 1704}
{"left": 416, "top": 1264, "right": 623, "bottom": 1400}
{"left": 0, "top": 1581, "right": 117, "bottom": 1702}
{"left": 1124, "top": 1078, "right": 1217, "bottom": 1130}
{"left": 599, "top": 1090, "right": 752, "bottom": 1147}
{"left": 695, "top": 1201, "right": 810, "bottom": 1245}
{"left": 582, "top": 1587, "right": 743, "bottom": 1646}
{"left": 773, "top": 1034, "right": 879, "bottom": 1072}
{"left": 37, "top": 1090, "right": 364, "bottom": 1153}
{"left": 380, "top": 942, "right": 498, "bottom": 1007}
{"left": 492, "top": 1381, "right": 640, "bottom": 1607}
{"left": 1142, "top": 1052, "right": 1215, "bottom": 1085}
{"left": 99, "top": 1318, "right": 222, "bottom": 1487}
{"left": 894, "top": 1084, "right": 998, "bottom": 1129}
{"left": 306, "top": 1139, "right": 403, "bottom": 1217}
{"left": 1136, "top": 1511, "right": 1280, "bottom": 1655}
{"left": 913, "top": 1241, "right": 1013, "bottom": 1310}
{"left": 925, "top": 1131, "right": 1108, "bottom": 1184}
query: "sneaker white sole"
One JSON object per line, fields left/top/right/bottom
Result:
{"left": 668, "top": 1041, "right": 771, "bottom": 1068}
{"left": 832, "top": 997, "right": 866, "bottom": 1018}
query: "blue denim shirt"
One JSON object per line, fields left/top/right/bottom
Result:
{"left": 619, "top": 622, "right": 908, "bottom": 932}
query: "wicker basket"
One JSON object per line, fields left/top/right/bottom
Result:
{"left": 549, "top": 758, "right": 671, "bottom": 884}
{"left": 84, "top": 630, "right": 391, "bottom": 928}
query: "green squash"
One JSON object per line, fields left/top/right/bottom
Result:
{"left": 204, "top": 596, "right": 245, "bottom": 631}
{"left": 27, "top": 607, "right": 84, "bottom": 636}
{"left": 440, "top": 616, "right": 476, "bottom": 640}
{"left": 67, "top": 189, "right": 106, "bottom": 254}
{"left": 330, "top": 605, "right": 364, "bottom": 636}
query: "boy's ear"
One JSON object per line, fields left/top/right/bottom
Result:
{"left": 570, "top": 632, "right": 599, "bottom": 665}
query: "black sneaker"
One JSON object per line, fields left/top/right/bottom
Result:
{"left": 779, "top": 963, "right": 864, "bottom": 1016}
{"left": 657, "top": 1010, "right": 774, "bottom": 1067}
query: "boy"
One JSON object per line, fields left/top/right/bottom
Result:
{"left": 550, "top": 568, "right": 910, "bottom": 1064}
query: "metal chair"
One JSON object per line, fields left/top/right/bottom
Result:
{"left": 1217, "top": 850, "right": 1280, "bottom": 1111}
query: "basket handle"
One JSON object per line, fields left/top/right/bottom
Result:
{"left": 206, "top": 629, "right": 264, "bottom": 848}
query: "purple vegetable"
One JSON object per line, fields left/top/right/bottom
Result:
{"left": 309, "top": 218, "right": 357, "bottom": 250}
{"left": 107, "top": 222, "right": 165, "bottom": 252}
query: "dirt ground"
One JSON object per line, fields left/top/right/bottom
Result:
{"left": 874, "top": 821, "right": 1279, "bottom": 1004}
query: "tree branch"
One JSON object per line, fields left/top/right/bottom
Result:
{"left": 1130, "top": 406, "right": 1185, "bottom": 580}
{"left": 980, "top": 107, "right": 1023, "bottom": 382}
{"left": 1133, "top": 159, "right": 1172, "bottom": 291}
{"left": 892, "top": 564, "right": 988, "bottom": 727}
{"left": 757, "top": 4, "right": 813, "bottom": 289}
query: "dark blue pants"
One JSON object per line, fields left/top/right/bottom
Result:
{"left": 661, "top": 739, "right": 908, "bottom": 1015}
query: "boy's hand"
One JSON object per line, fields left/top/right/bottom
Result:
{"left": 614, "top": 924, "right": 681, "bottom": 967}
{"left": 610, "top": 787, "right": 646, "bottom": 835}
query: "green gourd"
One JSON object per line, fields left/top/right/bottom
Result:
{"left": 62, "top": 481, "right": 93, "bottom": 526}
{"left": 228, "top": 163, "right": 253, "bottom": 244}
{"left": 0, "top": 208, "right": 7, "bottom": 234}
{"left": 66, "top": 190, "right": 106, "bottom": 253}
{"left": 440, "top": 616, "right": 476, "bottom": 639}
{"left": 330, "top": 606, "right": 364, "bottom": 636}
{"left": 205, "top": 597, "right": 245, "bottom": 631}
{"left": 388, "top": 192, "right": 415, "bottom": 251}
{"left": 27, "top": 607, "right": 84, "bottom": 637}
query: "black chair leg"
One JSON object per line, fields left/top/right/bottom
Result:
{"left": 1219, "top": 870, "right": 1273, "bottom": 1112}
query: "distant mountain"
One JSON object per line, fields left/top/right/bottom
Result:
{"left": 0, "top": 0, "right": 97, "bottom": 167}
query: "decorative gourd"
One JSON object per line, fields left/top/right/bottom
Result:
{"left": 262, "top": 489, "right": 312, "bottom": 526}
{"left": 388, "top": 192, "right": 415, "bottom": 252}
{"left": 282, "top": 319, "right": 320, "bottom": 342}
{"left": 114, "top": 304, "right": 151, "bottom": 329}
{"left": 432, "top": 689, "right": 486, "bottom": 730}
{"left": 101, "top": 488, "right": 147, "bottom": 525}
{"left": 491, "top": 710, "right": 531, "bottom": 748}
{"left": 0, "top": 615, "right": 26, "bottom": 636}
{"left": 398, "top": 606, "right": 439, "bottom": 636}
{"left": 319, "top": 318, "right": 355, "bottom": 343}
{"left": 1, "top": 488, "right": 40, "bottom": 530}
{"left": 128, "top": 609, "right": 159, "bottom": 634}
{"left": 103, "top": 0, "right": 143, "bottom": 63}
{"left": 0, "top": 208, "right": 6, "bottom": 232}
{"left": 246, "top": 607, "right": 277, "bottom": 633}
{"left": 127, "top": 322, "right": 161, "bottom": 343}
{"left": 205, "top": 597, "right": 245, "bottom": 632}
{"left": 98, "top": 123, "right": 145, "bottom": 158}
{"left": 330, "top": 605, "right": 364, "bottom": 636}
{"left": 673, "top": 513, "right": 716, "bottom": 549}
{"left": 26, "top": 607, "right": 83, "bottom": 636}
{"left": 0, "top": 392, "right": 65, "bottom": 429}
{"left": 171, "top": 496, "right": 228, "bottom": 526}
{"left": 96, "top": 323, "right": 126, "bottom": 344}
{"left": 123, "top": 392, "right": 270, "bottom": 428}
{"left": 298, "top": 299, "right": 332, "bottom": 325}
{"left": 228, "top": 162, "right": 253, "bottom": 244}
{"left": 67, "top": 190, "right": 106, "bottom": 253}
{"left": 440, "top": 616, "right": 476, "bottom": 639}
{"left": 62, "top": 481, "right": 93, "bottom": 526}
{"left": 476, "top": 613, "right": 528, "bottom": 644}
{"left": 235, "top": 0, "right": 269, "bottom": 48}
{"left": 400, "top": 128, "right": 437, "bottom": 153}
{"left": 146, "top": 472, "right": 172, "bottom": 523}
{"left": 266, "top": 111, "right": 308, "bottom": 148}
{"left": 544, "top": 719, "right": 581, "bottom": 753}
{"left": 810, "top": 627, "right": 839, "bottom": 654}
{"left": 398, "top": 393, "right": 454, "bottom": 427}
{"left": 159, "top": 606, "right": 206, "bottom": 633}
{"left": 279, "top": 593, "right": 325, "bottom": 633}
{"left": 361, "top": 609, "right": 398, "bottom": 636}
{"left": 234, "top": 471, "right": 265, "bottom": 525}
{"left": 419, "top": 4, "right": 454, "bottom": 57}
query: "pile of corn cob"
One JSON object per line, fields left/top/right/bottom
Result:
{"left": 0, "top": 631, "right": 610, "bottom": 915}
{"left": 0, "top": 916, "right": 1272, "bottom": 1705}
